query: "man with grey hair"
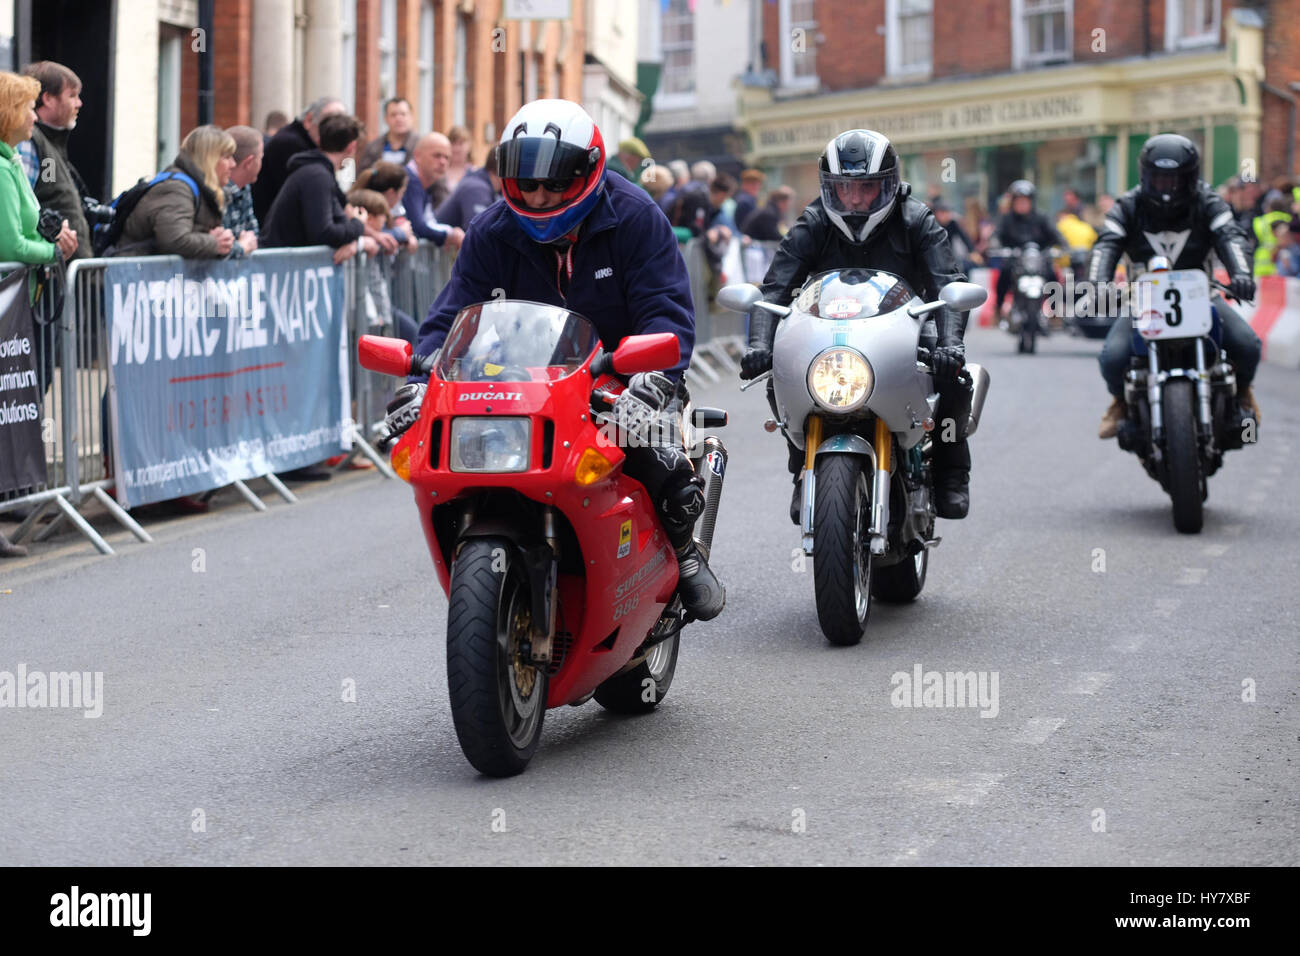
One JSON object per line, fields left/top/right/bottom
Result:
{"left": 252, "top": 96, "right": 346, "bottom": 222}
{"left": 223, "top": 125, "right": 264, "bottom": 257}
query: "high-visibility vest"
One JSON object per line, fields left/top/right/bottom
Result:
{"left": 1253, "top": 211, "right": 1291, "bottom": 276}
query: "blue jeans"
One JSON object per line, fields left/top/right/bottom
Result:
{"left": 1098, "top": 294, "right": 1261, "bottom": 398}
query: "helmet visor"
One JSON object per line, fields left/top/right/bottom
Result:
{"left": 821, "top": 171, "right": 899, "bottom": 222}
{"left": 1142, "top": 167, "right": 1196, "bottom": 206}
{"left": 498, "top": 138, "right": 595, "bottom": 211}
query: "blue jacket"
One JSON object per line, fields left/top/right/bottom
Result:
{"left": 402, "top": 161, "right": 452, "bottom": 246}
{"left": 435, "top": 167, "right": 498, "bottom": 230}
{"left": 416, "top": 172, "right": 696, "bottom": 376}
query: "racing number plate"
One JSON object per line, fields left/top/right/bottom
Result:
{"left": 1133, "top": 270, "right": 1212, "bottom": 340}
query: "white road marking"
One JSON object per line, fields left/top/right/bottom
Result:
{"left": 899, "top": 773, "right": 1007, "bottom": 807}
{"left": 1176, "top": 567, "right": 1209, "bottom": 585}
{"left": 1113, "top": 634, "right": 1148, "bottom": 653}
{"left": 1068, "top": 672, "right": 1112, "bottom": 695}
{"left": 1154, "top": 598, "right": 1180, "bottom": 618}
{"left": 1202, "top": 543, "right": 1230, "bottom": 557}
{"left": 1021, "top": 717, "right": 1065, "bottom": 744}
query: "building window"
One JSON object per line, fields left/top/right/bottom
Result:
{"left": 418, "top": 0, "right": 435, "bottom": 133}
{"left": 340, "top": 0, "right": 357, "bottom": 112}
{"left": 157, "top": 28, "right": 182, "bottom": 170}
{"left": 453, "top": 13, "right": 468, "bottom": 127}
{"left": 886, "top": 0, "right": 932, "bottom": 77}
{"left": 659, "top": 0, "right": 694, "bottom": 100}
{"left": 1167, "top": 0, "right": 1220, "bottom": 49}
{"left": 779, "top": 0, "right": 818, "bottom": 88}
{"left": 379, "top": 0, "right": 397, "bottom": 104}
{"left": 1013, "top": 0, "right": 1072, "bottom": 68}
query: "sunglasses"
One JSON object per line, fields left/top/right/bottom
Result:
{"left": 516, "top": 177, "right": 575, "bottom": 193}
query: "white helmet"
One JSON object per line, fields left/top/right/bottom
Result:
{"left": 819, "top": 129, "right": 901, "bottom": 244}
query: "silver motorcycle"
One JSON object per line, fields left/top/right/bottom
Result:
{"left": 720, "top": 269, "right": 990, "bottom": 645}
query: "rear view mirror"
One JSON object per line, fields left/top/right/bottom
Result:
{"left": 939, "top": 281, "right": 989, "bottom": 313}
{"left": 717, "top": 283, "right": 762, "bottom": 314}
{"left": 359, "top": 335, "right": 416, "bottom": 376}
{"left": 611, "top": 332, "right": 681, "bottom": 375}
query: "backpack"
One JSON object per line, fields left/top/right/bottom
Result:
{"left": 94, "top": 171, "right": 200, "bottom": 256}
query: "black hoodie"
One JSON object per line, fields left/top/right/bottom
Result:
{"left": 261, "top": 150, "right": 365, "bottom": 250}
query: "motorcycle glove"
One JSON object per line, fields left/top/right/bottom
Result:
{"left": 931, "top": 344, "right": 966, "bottom": 381}
{"left": 626, "top": 371, "right": 675, "bottom": 410}
{"left": 1228, "top": 275, "right": 1256, "bottom": 304}
{"left": 740, "top": 347, "right": 773, "bottom": 380}
{"left": 384, "top": 382, "right": 426, "bottom": 441}
{"left": 608, "top": 371, "right": 675, "bottom": 448}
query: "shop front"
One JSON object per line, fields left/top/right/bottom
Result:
{"left": 737, "top": 15, "right": 1263, "bottom": 223}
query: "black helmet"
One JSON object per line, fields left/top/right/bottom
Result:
{"left": 818, "top": 129, "right": 901, "bottom": 243}
{"left": 1139, "top": 134, "right": 1200, "bottom": 219}
{"left": 1008, "top": 179, "right": 1036, "bottom": 200}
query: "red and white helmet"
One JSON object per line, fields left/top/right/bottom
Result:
{"left": 496, "top": 99, "right": 606, "bottom": 243}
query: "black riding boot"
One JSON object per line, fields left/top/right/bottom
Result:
{"left": 660, "top": 477, "right": 725, "bottom": 621}
{"left": 931, "top": 375, "right": 974, "bottom": 519}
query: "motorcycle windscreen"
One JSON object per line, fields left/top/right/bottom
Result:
{"left": 436, "top": 301, "right": 600, "bottom": 382}
{"left": 792, "top": 268, "right": 916, "bottom": 320}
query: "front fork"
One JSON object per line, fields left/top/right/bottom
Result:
{"left": 799, "top": 415, "right": 891, "bottom": 556}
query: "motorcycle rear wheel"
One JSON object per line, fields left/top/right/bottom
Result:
{"left": 446, "top": 537, "right": 548, "bottom": 776}
{"left": 593, "top": 631, "right": 680, "bottom": 714}
{"left": 813, "top": 455, "right": 872, "bottom": 645}
{"left": 1163, "top": 379, "right": 1204, "bottom": 534}
{"left": 872, "top": 547, "right": 928, "bottom": 603}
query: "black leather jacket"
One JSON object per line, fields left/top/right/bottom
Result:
{"left": 1087, "top": 183, "right": 1253, "bottom": 283}
{"left": 759, "top": 183, "right": 968, "bottom": 347}
{"left": 995, "top": 210, "right": 1064, "bottom": 252}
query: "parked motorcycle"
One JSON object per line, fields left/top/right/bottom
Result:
{"left": 1116, "top": 257, "right": 1255, "bottom": 534}
{"left": 359, "top": 300, "right": 729, "bottom": 776}
{"left": 719, "top": 270, "right": 989, "bottom": 645}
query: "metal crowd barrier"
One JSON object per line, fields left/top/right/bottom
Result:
{"left": 4, "top": 229, "right": 755, "bottom": 557}
{"left": 0, "top": 240, "right": 454, "bottom": 557}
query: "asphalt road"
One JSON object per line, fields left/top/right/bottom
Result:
{"left": 2, "top": 324, "right": 1297, "bottom": 866}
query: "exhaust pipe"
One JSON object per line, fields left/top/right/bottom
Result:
{"left": 963, "top": 363, "right": 992, "bottom": 438}
{"left": 697, "top": 437, "right": 727, "bottom": 555}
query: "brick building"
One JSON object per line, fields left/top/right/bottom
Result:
{"left": 737, "top": 0, "right": 1299, "bottom": 214}
{"left": 3, "top": 0, "right": 640, "bottom": 198}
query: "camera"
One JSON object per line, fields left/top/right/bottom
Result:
{"left": 81, "top": 196, "right": 115, "bottom": 226}
{"left": 36, "top": 207, "right": 64, "bottom": 243}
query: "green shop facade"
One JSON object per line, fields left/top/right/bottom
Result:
{"left": 736, "top": 15, "right": 1265, "bottom": 217}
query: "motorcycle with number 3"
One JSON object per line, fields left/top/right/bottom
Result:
{"left": 358, "top": 300, "right": 728, "bottom": 776}
{"left": 719, "top": 270, "right": 990, "bottom": 645}
{"left": 1116, "top": 257, "right": 1257, "bottom": 533}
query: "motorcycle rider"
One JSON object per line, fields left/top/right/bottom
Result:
{"left": 738, "top": 129, "right": 975, "bottom": 521}
{"left": 993, "top": 179, "right": 1066, "bottom": 319}
{"left": 1090, "top": 133, "right": 1260, "bottom": 438}
{"left": 385, "top": 99, "right": 724, "bottom": 620}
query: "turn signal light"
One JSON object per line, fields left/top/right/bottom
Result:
{"left": 574, "top": 446, "right": 614, "bottom": 485}
{"left": 391, "top": 443, "right": 412, "bottom": 483}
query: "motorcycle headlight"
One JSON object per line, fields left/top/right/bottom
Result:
{"left": 449, "top": 417, "right": 531, "bottom": 473}
{"left": 1018, "top": 275, "right": 1044, "bottom": 295}
{"left": 807, "top": 348, "right": 873, "bottom": 412}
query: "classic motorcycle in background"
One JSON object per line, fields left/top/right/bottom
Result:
{"left": 992, "top": 243, "right": 1059, "bottom": 353}
{"left": 1116, "top": 257, "right": 1256, "bottom": 534}
{"left": 720, "top": 270, "right": 989, "bottom": 645}
{"left": 359, "top": 300, "right": 729, "bottom": 776}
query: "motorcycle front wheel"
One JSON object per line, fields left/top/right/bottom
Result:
{"left": 446, "top": 537, "right": 548, "bottom": 776}
{"left": 813, "top": 454, "right": 872, "bottom": 645}
{"left": 1163, "top": 379, "right": 1204, "bottom": 534}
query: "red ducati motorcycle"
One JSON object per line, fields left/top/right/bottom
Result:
{"left": 359, "top": 300, "right": 728, "bottom": 776}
